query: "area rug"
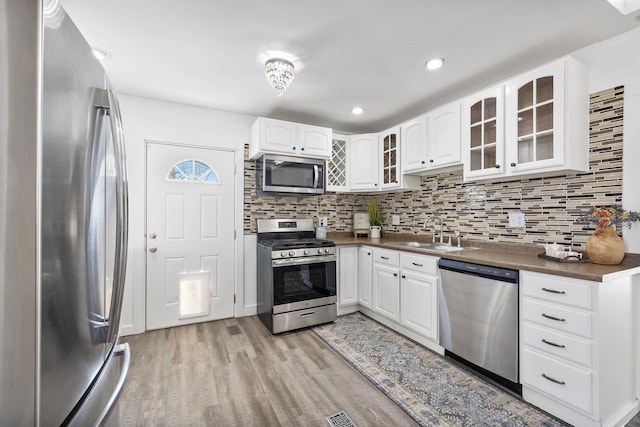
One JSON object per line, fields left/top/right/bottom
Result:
{"left": 312, "top": 313, "right": 567, "bottom": 427}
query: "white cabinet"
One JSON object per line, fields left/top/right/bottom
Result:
{"left": 463, "top": 57, "right": 589, "bottom": 181}
{"left": 379, "top": 127, "right": 400, "bottom": 190}
{"left": 520, "top": 271, "right": 636, "bottom": 427}
{"left": 462, "top": 85, "right": 506, "bottom": 180}
{"left": 337, "top": 246, "right": 358, "bottom": 314}
{"left": 399, "top": 253, "right": 438, "bottom": 340}
{"left": 349, "top": 133, "right": 379, "bottom": 191}
{"left": 372, "top": 248, "right": 400, "bottom": 322}
{"left": 401, "top": 102, "right": 461, "bottom": 176}
{"left": 400, "top": 115, "right": 428, "bottom": 173}
{"left": 249, "top": 117, "right": 332, "bottom": 159}
{"left": 427, "top": 101, "right": 461, "bottom": 168}
{"left": 358, "top": 246, "right": 373, "bottom": 308}
{"left": 327, "top": 134, "right": 349, "bottom": 192}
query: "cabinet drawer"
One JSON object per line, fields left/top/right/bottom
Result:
{"left": 521, "top": 271, "right": 593, "bottom": 310}
{"left": 521, "top": 348, "right": 592, "bottom": 415}
{"left": 522, "top": 297, "right": 592, "bottom": 339}
{"left": 373, "top": 248, "right": 400, "bottom": 266}
{"left": 522, "top": 322, "right": 593, "bottom": 368}
{"left": 400, "top": 253, "right": 438, "bottom": 275}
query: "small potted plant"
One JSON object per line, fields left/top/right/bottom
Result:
{"left": 368, "top": 200, "right": 382, "bottom": 239}
{"left": 576, "top": 204, "right": 640, "bottom": 264}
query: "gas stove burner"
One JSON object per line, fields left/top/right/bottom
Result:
{"left": 261, "top": 238, "right": 335, "bottom": 251}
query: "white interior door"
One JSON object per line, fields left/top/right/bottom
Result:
{"left": 146, "top": 142, "right": 235, "bottom": 330}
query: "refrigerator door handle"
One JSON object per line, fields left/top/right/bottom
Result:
{"left": 105, "top": 89, "right": 129, "bottom": 344}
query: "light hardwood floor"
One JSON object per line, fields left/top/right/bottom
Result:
{"left": 114, "top": 316, "right": 418, "bottom": 426}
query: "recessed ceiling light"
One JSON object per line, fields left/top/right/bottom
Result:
{"left": 92, "top": 47, "right": 112, "bottom": 60}
{"left": 425, "top": 57, "right": 445, "bottom": 71}
{"left": 352, "top": 106, "right": 364, "bottom": 115}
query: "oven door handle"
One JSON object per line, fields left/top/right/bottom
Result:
{"left": 273, "top": 254, "right": 337, "bottom": 267}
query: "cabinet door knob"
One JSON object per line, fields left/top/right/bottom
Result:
{"left": 510, "top": 162, "right": 516, "bottom": 167}
{"left": 393, "top": 273, "right": 398, "bottom": 277}
{"left": 301, "top": 147, "right": 305, "bottom": 151}
{"left": 401, "top": 275, "right": 406, "bottom": 279}
{"left": 292, "top": 146, "right": 296, "bottom": 150}
{"left": 421, "top": 160, "right": 425, "bottom": 164}
{"left": 495, "top": 164, "right": 501, "bottom": 169}
{"left": 149, "top": 247, "right": 157, "bottom": 253}
{"left": 429, "top": 159, "right": 434, "bottom": 163}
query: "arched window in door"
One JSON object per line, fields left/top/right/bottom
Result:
{"left": 167, "top": 160, "right": 220, "bottom": 183}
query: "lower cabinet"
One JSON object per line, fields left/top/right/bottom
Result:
{"left": 357, "top": 246, "right": 373, "bottom": 308}
{"left": 373, "top": 263, "right": 400, "bottom": 322}
{"left": 519, "top": 270, "right": 637, "bottom": 427}
{"left": 337, "top": 246, "right": 359, "bottom": 314}
{"left": 399, "top": 252, "right": 439, "bottom": 341}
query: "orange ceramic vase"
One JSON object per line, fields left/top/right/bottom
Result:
{"left": 586, "top": 225, "right": 625, "bottom": 265}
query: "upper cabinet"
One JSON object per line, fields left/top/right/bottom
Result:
{"left": 401, "top": 115, "right": 428, "bottom": 173}
{"left": 379, "top": 127, "right": 400, "bottom": 190}
{"left": 462, "top": 57, "right": 589, "bottom": 181}
{"left": 427, "top": 102, "right": 461, "bottom": 168}
{"left": 327, "top": 134, "right": 349, "bottom": 192}
{"left": 249, "top": 117, "right": 332, "bottom": 160}
{"left": 401, "top": 102, "right": 461, "bottom": 175}
{"left": 349, "top": 133, "right": 379, "bottom": 191}
{"left": 462, "top": 85, "right": 505, "bottom": 180}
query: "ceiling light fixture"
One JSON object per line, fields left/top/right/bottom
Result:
{"left": 264, "top": 58, "right": 295, "bottom": 96}
{"left": 351, "top": 106, "right": 364, "bottom": 115}
{"left": 425, "top": 57, "right": 445, "bottom": 71}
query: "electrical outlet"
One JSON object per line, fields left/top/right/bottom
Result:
{"left": 392, "top": 215, "right": 400, "bottom": 225}
{"left": 318, "top": 217, "right": 328, "bottom": 227}
{"left": 508, "top": 212, "right": 526, "bottom": 228}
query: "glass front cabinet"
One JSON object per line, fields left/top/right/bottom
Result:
{"left": 379, "top": 127, "right": 400, "bottom": 190}
{"left": 463, "top": 57, "right": 589, "bottom": 182}
{"left": 462, "top": 86, "right": 505, "bottom": 180}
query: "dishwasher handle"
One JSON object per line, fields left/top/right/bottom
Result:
{"left": 438, "top": 259, "right": 518, "bottom": 283}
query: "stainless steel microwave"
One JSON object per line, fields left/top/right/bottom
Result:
{"left": 257, "top": 154, "right": 325, "bottom": 194}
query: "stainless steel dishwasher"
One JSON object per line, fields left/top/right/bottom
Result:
{"left": 438, "top": 259, "right": 519, "bottom": 391}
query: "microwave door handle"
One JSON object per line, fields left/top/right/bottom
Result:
{"left": 313, "top": 165, "right": 319, "bottom": 188}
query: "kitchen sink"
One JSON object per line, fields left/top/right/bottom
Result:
{"left": 384, "top": 241, "right": 478, "bottom": 253}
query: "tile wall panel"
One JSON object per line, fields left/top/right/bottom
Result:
{"left": 244, "top": 86, "right": 624, "bottom": 250}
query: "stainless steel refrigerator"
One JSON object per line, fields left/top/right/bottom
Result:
{"left": 0, "top": 0, "right": 130, "bottom": 425}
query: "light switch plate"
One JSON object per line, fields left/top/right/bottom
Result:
{"left": 508, "top": 212, "right": 526, "bottom": 228}
{"left": 392, "top": 215, "right": 400, "bottom": 225}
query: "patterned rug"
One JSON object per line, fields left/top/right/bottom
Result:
{"left": 312, "top": 313, "right": 568, "bottom": 427}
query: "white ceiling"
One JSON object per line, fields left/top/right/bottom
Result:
{"left": 60, "top": 0, "right": 637, "bottom": 133}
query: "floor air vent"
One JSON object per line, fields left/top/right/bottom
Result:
{"left": 325, "top": 410, "right": 356, "bottom": 427}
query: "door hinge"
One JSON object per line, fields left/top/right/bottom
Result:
{"left": 234, "top": 294, "right": 236, "bottom": 304}
{"left": 234, "top": 229, "right": 237, "bottom": 239}
{"left": 234, "top": 164, "right": 237, "bottom": 175}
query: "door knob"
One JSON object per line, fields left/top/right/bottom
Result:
{"left": 149, "top": 247, "right": 157, "bottom": 253}
{"left": 150, "top": 233, "right": 157, "bottom": 239}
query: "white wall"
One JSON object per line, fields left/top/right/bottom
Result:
{"left": 117, "top": 96, "right": 255, "bottom": 336}
{"left": 574, "top": 25, "right": 640, "bottom": 252}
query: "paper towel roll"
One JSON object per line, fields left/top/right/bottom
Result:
{"left": 316, "top": 226, "right": 327, "bottom": 239}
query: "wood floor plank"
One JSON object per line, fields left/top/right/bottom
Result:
{"left": 116, "top": 316, "right": 419, "bottom": 426}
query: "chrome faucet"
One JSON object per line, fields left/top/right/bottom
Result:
{"left": 423, "top": 215, "right": 445, "bottom": 244}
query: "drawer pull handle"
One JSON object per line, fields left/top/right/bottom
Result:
{"left": 300, "top": 312, "right": 315, "bottom": 318}
{"left": 411, "top": 262, "right": 424, "bottom": 267}
{"left": 541, "top": 373, "right": 566, "bottom": 385}
{"left": 541, "top": 339, "right": 566, "bottom": 348}
{"left": 542, "top": 287, "right": 566, "bottom": 294}
{"left": 381, "top": 256, "right": 389, "bottom": 260}
{"left": 541, "top": 313, "right": 566, "bottom": 322}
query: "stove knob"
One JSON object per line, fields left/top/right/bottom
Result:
{"left": 289, "top": 251, "right": 295, "bottom": 257}
{"left": 280, "top": 252, "right": 287, "bottom": 257}
{"left": 304, "top": 249, "right": 310, "bottom": 255}
{"left": 317, "top": 248, "right": 323, "bottom": 254}
{"left": 324, "top": 248, "right": 331, "bottom": 254}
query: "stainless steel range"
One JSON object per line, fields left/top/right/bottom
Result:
{"left": 257, "top": 218, "right": 337, "bottom": 333}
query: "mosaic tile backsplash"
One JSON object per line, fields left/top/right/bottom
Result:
{"left": 244, "top": 86, "right": 624, "bottom": 250}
